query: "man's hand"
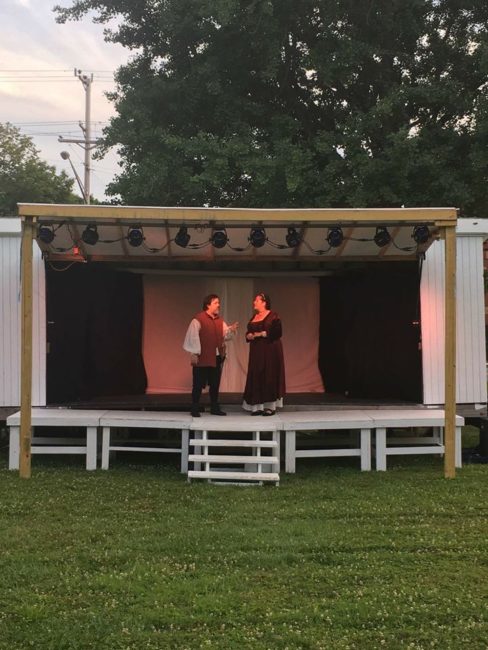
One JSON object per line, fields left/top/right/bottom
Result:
{"left": 190, "top": 354, "right": 199, "bottom": 366}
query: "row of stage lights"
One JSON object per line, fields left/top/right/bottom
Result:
{"left": 37, "top": 223, "right": 431, "bottom": 254}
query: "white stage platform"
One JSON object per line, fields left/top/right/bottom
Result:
{"left": 7, "top": 407, "right": 464, "bottom": 474}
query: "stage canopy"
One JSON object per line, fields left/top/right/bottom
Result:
{"left": 18, "top": 204, "right": 457, "bottom": 264}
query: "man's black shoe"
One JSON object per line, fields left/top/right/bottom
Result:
{"left": 210, "top": 408, "right": 227, "bottom": 416}
{"left": 191, "top": 408, "right": 201, "bottom": 417}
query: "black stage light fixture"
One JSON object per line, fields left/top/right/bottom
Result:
{"left": 175, "top": 226, "right": 190, "bottom": 248}
{"left": 81, "top": 224, "right": 99, "bottom": 246}
{"left": 285, "top": 227, "right": 301, "bottom": 248}
{"left": 374, "top": 226, "right": 391, "bottom": 248}
{"left": 412, "top": 225, "right": 430, "bottom": 245}
{"left": 211, "top": 228, "right": 228, "bottom": 249}
{"left": 249, "top": 227, "right": 266, "bottom": 248}
{"left": 127, "top": 226, "right": 144, "bottom": 247}
{"left": 327, "top": 226, "right": 344, "bottom": 248}
{"left": 38, "top": 225, "right": 55, "bottom": 244}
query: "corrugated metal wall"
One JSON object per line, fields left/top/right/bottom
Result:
{"left": 421, "top": 236, "right": 487, "bottom": 405}
{"left": 0, "top": 233, "right": 46, "bottom": 408}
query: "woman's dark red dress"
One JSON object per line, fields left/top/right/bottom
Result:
{"left": 243, "top": 311, "right": 286, "bottom": 408}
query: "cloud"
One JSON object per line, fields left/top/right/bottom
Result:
{"left": 1, "top": 0, "right": 129, "bottom": 199}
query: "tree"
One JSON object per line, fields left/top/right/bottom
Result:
{"left": 55, "top": 0, "right": 488, "bottom": 215}
{"left": 0, "top": 123, "right": 78, "bottom": 216}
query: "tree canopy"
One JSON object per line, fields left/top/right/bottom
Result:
{"left": 0, "top": 123, "right": 79, "bottom": 216}
{"left": 55, "top": 0, "right": 488, "bottom": 214}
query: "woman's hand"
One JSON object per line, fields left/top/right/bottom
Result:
{"left": 248, "top": 331, "right": 266, "bottom": 340}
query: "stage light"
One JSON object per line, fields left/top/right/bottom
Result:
{"left": 175, "top": 226, "right": 190, "bottom": 248}
{"left": 412, "top": 225, "right": 430, "bottom": 244}
{"left": 286, "top": 227, "right": 301, "bottom": 248}
{"left": 211, "top": 229, "right": 228, "bottom": 249}
{"left": 127, "top": 226, "right": 144, "bottom": 247}
{"left": 38, "top": 225, "right": 55, "bottom": 244}
{"left": 81, "top": 225, "right": 99, "bottom": 246}
{"left": 374, "top": 226, "right": 391, "bottom": 248}
{"left": 249, "top": 227, "right": 266, "bottom": 248}
{"left": 327, "top": 226, "right": 344, "bottom": 248}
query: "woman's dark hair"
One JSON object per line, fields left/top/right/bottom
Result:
{"left": 203, "top": 294, "right": 219, "bottom": 310}
{"left": 256, "top": 292, "right": 271, "bottom": 309}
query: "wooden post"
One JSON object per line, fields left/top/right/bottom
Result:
{"left": 444, "top": 224, "right": 457, "bottom": 478}
{"left": 19, "top": 216, "right": 35, "bottom": 478}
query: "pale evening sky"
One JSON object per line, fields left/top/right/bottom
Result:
{"left": 1, "top": 0, "right": 130, "bottom": 202}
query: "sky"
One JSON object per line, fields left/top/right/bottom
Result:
{"left": 1, "top": 0, "right": 130, "bottom": 201}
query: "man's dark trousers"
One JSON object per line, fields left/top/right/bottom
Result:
{"left": 191, "top": 355, "right": 224, "bottom": 414}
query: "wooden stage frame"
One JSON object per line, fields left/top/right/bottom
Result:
{"left": 16, "top": 204, "right": 458, "bottom": 478}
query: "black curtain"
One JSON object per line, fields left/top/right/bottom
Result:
{"left": 46, "top": 263, "right": 147, "bottom": 403}
{"left": 319, "top": 264, "right": 422, "bottom": 402}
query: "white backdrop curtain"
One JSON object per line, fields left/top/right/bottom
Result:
{"left": 142, "top": 276, "right": 324, "bottom": 394}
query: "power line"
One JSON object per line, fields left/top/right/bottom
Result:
{"left": 0, "top": 78, "right": 115, "bottom": 81}
{"left": 9, "top": 121, "right": 109, "bottom": 126}
{"left": 0, "top": 69, "right": 115, "bottom": 72}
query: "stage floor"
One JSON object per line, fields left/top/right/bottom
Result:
{"left": 54, "top": 392, "right": 419, "bottom": 412}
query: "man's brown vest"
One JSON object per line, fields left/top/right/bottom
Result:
{"left": 195, "top": 311, "right": 225, "bottom": 367}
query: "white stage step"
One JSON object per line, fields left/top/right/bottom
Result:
{"left": 188, "top": 470, "right": 279, "bottom": 482}
{"left": 190, "top": 439, "right": 277, "bottom": 448}
{"left": 188, "top": 454, "right": 279, "bottom": 464}
{"left": 188, "top": 429, "right": 281, "bottom": 484}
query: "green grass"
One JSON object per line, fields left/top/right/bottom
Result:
{"left": 0, "top": 441, "right": 487, "bottom": 649}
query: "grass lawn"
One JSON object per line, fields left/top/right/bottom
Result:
{"left": 0, "top": 431, "right": 487, "bottom": 649}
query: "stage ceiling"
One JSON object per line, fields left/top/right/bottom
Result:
{"left": 18, "top": 204, "right": 458, "bottom": 264}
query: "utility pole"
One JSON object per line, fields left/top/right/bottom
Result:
{"left": 58, "top": 68, "right": 100, "bottom": 204}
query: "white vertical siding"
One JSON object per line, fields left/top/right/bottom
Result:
{"left": 0, "top": 232, "right": 46, "bottom": 408}
{"left": 421, "top": 236, "right": 487, "bottom": 405}
{"left": 32, "top": 244, "right": 46, "bottom": 405}
{"left": 0, "top": 235, "right": 20, "bottom": 407}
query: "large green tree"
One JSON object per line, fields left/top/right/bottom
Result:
{"left": 0, "top": 123, "right": 78, "bottom": 215}
{"left": 55, "top": 0, "right": 488, "bottom": 214}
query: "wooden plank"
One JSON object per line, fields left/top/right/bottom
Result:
{"left": 444, "top": 224, "right": 457, "bottom": 478}
{"left": 385, "top": 446, "right": 444, "bottom": 456}
{"left": 110, "top": 446, "right": 180, "bottom": 453}
{"left": 280, "top": 410, "right": 374, "bottom": 430}
{"left": 369, "top": 409, "right": 463, "bottom": 428}
{"left": 19, "top": 217, "right": 34, "bottom": 478}
{"left": 41, "top": 252, "right": 442, "bottom": 264}
{"left": 188, "top": 470, "right": 279, "bottom": 481}
{"left": 295, "top": 449, "right": 360, "bottom": 458}
{"left": 190, "top": 419, "right": 279, "bottom": 431}
{"left": 188, "top": 454, "right": 279, "bottom": 464}
{"left": 18, "top": 203, "right": 458, "bottom": 224}
{"left": 31, "top": 446, "right": 87, "bottom": 455}
{"left": 9, "top": 408, "right": 108, "bottom": 427}
{"left": 189, "top": 439, "right": 278, "bottom": 447}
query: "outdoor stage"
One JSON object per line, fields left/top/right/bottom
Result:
{"left": 7, "top": 403, "right": 464, "bottom": 480}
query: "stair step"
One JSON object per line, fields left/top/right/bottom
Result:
{"left": 188, "top": 470, "right": 279, "bottom": 482}
{"left": 189, "top": 454, "right": 279, "bottom": 464}
{"left": 190, "top": 439, "right": 277, "bottom": 448}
